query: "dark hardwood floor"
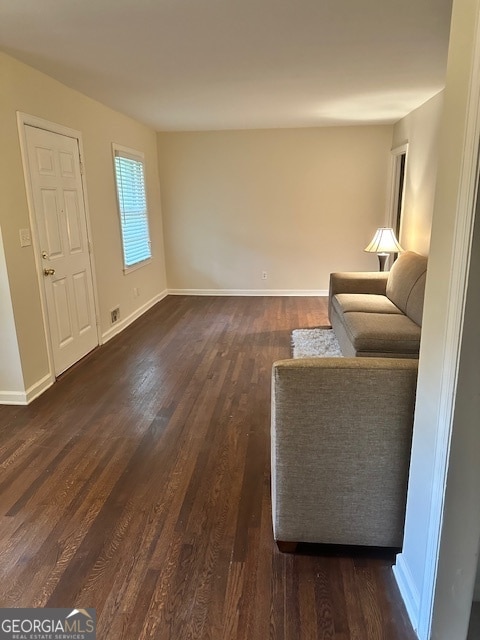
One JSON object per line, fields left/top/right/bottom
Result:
{"left": 0, "top": 295, "right": 416, "bottom": 639}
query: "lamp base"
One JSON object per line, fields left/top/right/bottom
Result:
{"left": 377, "top": 253, "right": 388, "bottom": 271}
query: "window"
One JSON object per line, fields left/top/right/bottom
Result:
{"left": 113, "top": 144, "right": 152, "bottom": 271}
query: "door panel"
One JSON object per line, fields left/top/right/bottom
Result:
{"left": 52, "top": 278, "right": 73, "bottom": 346}
{"left": 59, "top": 151, "right": 75, "bottom": 178}
{"left": 25, "top": 125, "right": 98, "bottom": 375}
{"left": 41, "top": 189, "right": 64, "bottom": 258}
{"left": 36, "top": 146, "right": 55, "bottom": 175}
{"left": 73, "top": 271, "right": 92, "bottom": 334}
{"left": 64, "top": 190, "right": 83, "bottom": 253}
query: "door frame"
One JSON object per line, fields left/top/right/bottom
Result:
{"left": 387, "top": 142, "right": 409, "bottom": 241}
{"left": 16, "top": 112, "right": 101, "bottom": 380}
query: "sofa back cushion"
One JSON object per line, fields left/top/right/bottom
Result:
{"left": 386, "top": 251, "right": 428, "bottom": 326}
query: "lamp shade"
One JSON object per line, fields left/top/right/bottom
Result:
{"left": 364, "top": 227, "right": 403, "bottom": 254}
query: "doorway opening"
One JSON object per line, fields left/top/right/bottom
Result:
{"left": 388, "top": 144, "right": 408, "bottom": 265}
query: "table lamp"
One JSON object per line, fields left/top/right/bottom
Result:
{"left": 364, "top": 227, "right": 403, "bottom": 271}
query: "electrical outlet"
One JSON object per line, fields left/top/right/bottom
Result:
{"left": 133, "top": 287, "right": 140, "bottom": 298}
{"left": 262, "top": 271, "right": 268, "bottom": 280}
{"left": 110, "top": 307, "right": 120, "bottom": 324}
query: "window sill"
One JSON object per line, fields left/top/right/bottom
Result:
{"left": 123, "top": 257, "right": 152, "bottom": 275}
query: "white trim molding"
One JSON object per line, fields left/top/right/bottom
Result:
{"left": 168, "top": 288, "right": 329, "bottom": 297}
{"left": 101, "top": 290, "right": 168, "bottom": 343}
{"left": 0, "top": 373, "right": 54, "bottom": 405}
{"left": 0, "top": 390, "right": 29, "bottom": 406}
{"left": 25, "top": 373, "right": 55, "bottom": 404}
{"left": 393, "top": 552, "right": 421, "bottom": 629}
{"left": 394, "top": 5, "right": 480, "bottom": 639}
{"left": 415, "top": 10, "right": 480, "bottom": 637}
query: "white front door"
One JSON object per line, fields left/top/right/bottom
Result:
{"left": 24, "top": 125, "right": 98, "bottom": 376}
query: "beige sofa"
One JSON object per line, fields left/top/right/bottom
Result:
{"left": 329, "top": 251, "right": 428, "bottom": 357}
{"left": 271, "top": 252, "right": 427, "bottom": 551}
{"left": 271, "top": 357, "right": 418, "bottom": 550}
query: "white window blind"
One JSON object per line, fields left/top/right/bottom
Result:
{"left": 113, "top": 146, "right": 152, "bottom": 270}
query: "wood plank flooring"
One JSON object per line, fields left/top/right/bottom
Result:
{"left": 0, "top": 296, "right": 416, "bottom": 640}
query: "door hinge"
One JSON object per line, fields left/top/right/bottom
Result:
{"left": 79, "top": 156, "right": 85, "bottom": 175}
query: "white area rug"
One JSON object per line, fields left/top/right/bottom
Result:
{"left": 292, "top": 328, "right": 343, "bottom": 358}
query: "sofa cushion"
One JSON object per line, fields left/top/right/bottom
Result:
{"left": 386, "top": 251, "right": 428, "bottom": 326}
{"left": 333, "top": 293, "right": 403, "bottom": 315}
{"left": 342, "top": 311, "right": 421, "bottom": 355}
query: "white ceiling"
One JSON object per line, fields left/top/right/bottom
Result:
{"left": 0, "top": 0, "right": 452, "bottom": 131}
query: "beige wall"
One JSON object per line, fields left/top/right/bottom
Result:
{"left": 0, "top": 48, "right": 441, "bottom": 398}
{"left": 0, "top": 227, "right": 24, "bottom": 398}
{"left": 392, "top": 92, "right": 444, "bottom": 255}
{"left": 157, "top": 126, "right": 393, "bottom": 292}
{"left": 0, "top": 51, "right": 167, "bottom": 394}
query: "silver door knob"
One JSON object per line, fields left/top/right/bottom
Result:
{"left": 43, "top": 268, "right": 55, "bottom": 276}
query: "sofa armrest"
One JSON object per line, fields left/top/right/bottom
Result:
{"left": 329, "top": 270, "right": 389, "bottom": 297}
{"left": 329, "top": 271, "right": 389, "bottom": 324}
{"left": 271, "top": 357, "right": 418, "bottom": 546}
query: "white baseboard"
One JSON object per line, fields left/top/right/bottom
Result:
{"left": 393, "top": 552, "right": 420, "bottom": 635}
{"left": 0, "top": 390, "right": 28, "bottom": 405}
{"left": 0, "top": 372, "right": 53, "bottom": 405}
{"left": 26, "top": 373, "right": 54, "bottom": 403}
{"left": 101, "top": 290, "right": 168, "bottom": 344}
{"left": 168, "top": 288, "right": 328, "bottom": 297}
